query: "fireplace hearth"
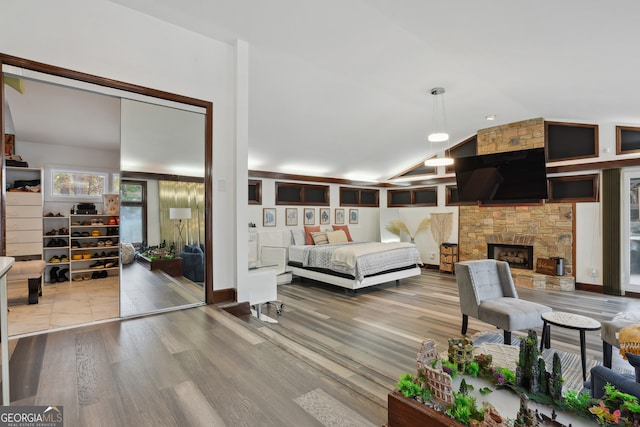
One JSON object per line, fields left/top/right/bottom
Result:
{"left": 487, "top": 244, "right": 534, "bottom": 270}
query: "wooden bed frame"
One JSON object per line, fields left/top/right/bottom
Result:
{"left": 287, "top": 264, "right": 422, "bottom": 291}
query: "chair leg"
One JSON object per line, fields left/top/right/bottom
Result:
{"left": 461, "top": 314, "right": 468, "bottom": 335}
{"left": 603, "top": 341, "right": 613, "bottom": 369}
{"left": 503, "top": 330, "right": 512, "bottom": 345}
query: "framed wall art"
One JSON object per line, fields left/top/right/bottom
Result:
{"left": 286, "top": 208, "right": 298, "bottom": 226}
{"left": 263, "top": 208, "right": 276, "bottom": 227}
{"left": 319, "top": 208, "right": 330, "bottom": 225}
{"left": 335, "top": 208, "right": 345, "bottom": 225}
{"left": 304, "top": 208, "right": 315, "bottom": 225}
{"left": 349, "top": 209, "right": 359, "bottom": 224}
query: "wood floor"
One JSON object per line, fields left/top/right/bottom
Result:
{"left": 5, "top": 270, "right": 640, "bottom": 426}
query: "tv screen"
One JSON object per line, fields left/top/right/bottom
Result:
{"left": 454, "top": 148, "right": 548, "bottom": 203}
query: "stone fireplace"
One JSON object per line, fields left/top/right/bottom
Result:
{"left": 457, "top": 118, "right": 575, "bottom": 291}
{"left": 487, "top": 244, "right": 533, "bottom": 270}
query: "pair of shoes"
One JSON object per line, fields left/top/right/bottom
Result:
{"left": 44, "top": 212, "right": 65, "bottom": 217}
{"left": 91, "top": 230, "right": 101, "bottom": 237}
{"left": 58, "top": 268, "right": 69, "bottom": 282}
{"left": 45, "top": 229, "right": 58, "bottom": 236}
{"left": 48, "top": 255, "right": 60, "bottom": 263}
{"left": 60, "top": 255, "right": 69, "bottom": 262}
{"left": 71, "top": 240, "right": 80, "bottom": 248}
{"left": 71, "top": 232, "right": 81, "bottom": 237}
{"left": 58, "top": 227, "right": 68, "bottom": 235}
{"left": 91, "top": 270, "right": 108, "bottom": 279}
{"left": 90, "top": 260, "right": 104, "bottom": 268}
{"left": 46, "top": 238, "right": 66, "bottom": 247}
{"left": 104, "top": 261, "right": 118, "bottom": 268}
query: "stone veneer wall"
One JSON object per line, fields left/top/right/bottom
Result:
{"left": 458, "top": 117, "right": 575, "bottom": 277}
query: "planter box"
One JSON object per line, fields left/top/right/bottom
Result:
{"left": 386, "top": 391, "right": 462, "bottom": 427}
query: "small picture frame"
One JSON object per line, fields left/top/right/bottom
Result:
{"left": 286, "top": 208, "right": 298, "bottom": 226}
{"left": 304, "top": 208, "right": 315, "bottom": 225}
{"left": 335, "top": 208, "right": 345, "bottom": 225}
{"left": 4, "top": 134, "right": 15, "bottom": 156}
{"left": 319, "top": 208, "right": 330, "bottom": 225}
{"left": 349, "top": 209, "right": 359, "bottom": 224}
{"left": 263, "top": 208, "right": 276, "bottom": 227}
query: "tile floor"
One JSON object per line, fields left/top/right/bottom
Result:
{"left": 7, "top": 274, "right": 119, "bottom": 336}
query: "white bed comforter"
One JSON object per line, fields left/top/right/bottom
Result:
{"left": 297, "top": 241, "right": 422, "bottom": 281}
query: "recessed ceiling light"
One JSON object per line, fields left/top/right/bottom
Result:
{"left": 486, "top": 115, "right": 496, "bottom": 121}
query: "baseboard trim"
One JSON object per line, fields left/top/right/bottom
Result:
{"left": 210, "top": 288, "right": 235, "bottom": 304}
{"left": 576, "top": 282, "right": 639, "bottom": 299}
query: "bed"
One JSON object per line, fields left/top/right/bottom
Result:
{"left": 287, "top": 241, "right": 423, "bottom": 291}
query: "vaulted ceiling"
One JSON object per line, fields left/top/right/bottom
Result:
{"left": 9, "top": 1, "right": 640, "bottom": 183}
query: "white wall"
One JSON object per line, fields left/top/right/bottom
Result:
{"left": 575, "top": 202, "right": 602, "bottom": 285}
{"left": 247, "top": 177, "right": 380, "bottom": 244}
{"left": 0, "top": 0, "right": 239, "bottom": 291}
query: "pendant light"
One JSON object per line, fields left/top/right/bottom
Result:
{"left": 425, "top": 87, "right": 453, "bottom": 167}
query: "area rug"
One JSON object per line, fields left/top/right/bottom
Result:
{"left": 471, "top": 331, "right": 632, "bottom": 392}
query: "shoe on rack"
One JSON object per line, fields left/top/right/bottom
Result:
{"left": 57, "top": 239, "right": 67, "bottom": 247}
{"left": 71, "top": 232, "right": 81, "bottom": 237}
{"left": 48, "top": 256, "right": 60, "bottom": 263}
{"left": 91, "top": 271, "right": 101, "bottom": 280}
{"left": 99, "top": 270, "right": 108, "bottom": 278}
{"left": 59, "top": 255, "right": 69, "bottom": 263}
{"left": 80, "top": 232, "right": 90, "bottom": 237}
{"left": 105, "top": 240, "right": 113, "bottom": 246}
{"left": 46, "top": 239, "right": 57, "bottom": 247}
{"left": 97, "top": 240, "right": 105, "bottom": 247}
{"left": 49, "top": 267, "right": 59, "bottom": 283}
{"left": 58, "top": 228, "right": 68, "bottom": 235}
{"left": 45, "top": 229, "right": 57, "bottom": 236}
{"left": 58, "top": 268, "right": 69, "bottom": 282}
{"left": 72, "top": 275, "right": 84, "bottom": 281}
{"left": 44, "top": 212, "right": 55, "bottom": 217}
{"left": 83, "top": 252, "right": 92, "bottom": 260}
{"left": 90, "top": 260, "right": 104, "bottom": 268}
{"left": 72, "top": 253, "right": 83, "bottom": 261}
{"left": 71, "top": 240, "right": 80, "bottom": 248}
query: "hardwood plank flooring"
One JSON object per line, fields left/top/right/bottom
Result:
{"left": 5, "top": 270, "right": 639, "bottom": 426}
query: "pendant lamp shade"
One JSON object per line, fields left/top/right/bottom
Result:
{"left": 427, "top": 87, "right": 449, "bottom": 143}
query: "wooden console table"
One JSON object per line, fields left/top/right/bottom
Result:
{"left": 137, "top": 255, "right": 183, "bottom": 277}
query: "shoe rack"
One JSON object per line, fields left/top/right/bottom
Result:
{"left": 43, "top": 213, "right": 70, "bottom": 283}
{"left": 43, "top": 214, "right": 119, "bottom": 283}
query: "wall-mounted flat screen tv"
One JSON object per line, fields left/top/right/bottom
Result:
{"left": 454, "top": 148, "right": 548, "bottom": 203}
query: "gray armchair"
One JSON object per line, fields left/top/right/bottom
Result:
{"left": 601, "top": 317, "right": 634, "bottom": 368}
{"left": 455, "top": 260, "right": 552, "bottom": 344}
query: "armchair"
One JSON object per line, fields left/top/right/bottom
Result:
{"left": 179, "top": 244, "right": 205, "bottom": 283}
{"left": 589, "top": 352, "right": 640, "bottom": 400}
{"left": 601, "top": 315, "right": 636, "bottom": 368}
{"left": 455, "top": 260, "right": 552, "bottom": 344}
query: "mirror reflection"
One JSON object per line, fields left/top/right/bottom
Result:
{"left": 3, "top": 68, "right": 206, "bottom": 334}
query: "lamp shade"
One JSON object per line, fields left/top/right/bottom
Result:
{"left": 169, "top": 208, "right": 192, "bottom": 220}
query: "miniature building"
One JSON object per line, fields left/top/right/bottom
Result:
{"left": 423, "top": 365, "right": 453, "bottom": 405}
{"left": 416, "top": 338, "right": 438, "bottom": 374}
{"left": 468, "top": 404, "right": 507, "bottom": 427}
{"left": 448, "top": 337, "right": 474, "bottom": 370}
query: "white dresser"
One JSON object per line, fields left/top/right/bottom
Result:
{"left": 5, "top": 192, "right": 43, "bottom": 258}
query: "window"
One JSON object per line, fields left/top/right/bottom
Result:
{"left": 339, "top": 187, "right": 379, "bottom": 207}
{"left": 249, "top": 180, "right": 262, "bottom": 205}
{"left": 547, "top": 174, "right": 599, "bottom": 202}
{"left": 617, "top": 125, "right": 640, "bottom": 155}
{"left": 388, "top": 187, "right": 437, "bottom": 207}
{"left": 275, "top": 182, "right": 329, "bottom": 205}
{"left": 545, "top": 121, "right": 598, "bottom": 161}
{"left": 50, "top": 168, "right": 108, "bottom": 198}
{"left": 120, "top": 180, "right": 147, "bottom": 245}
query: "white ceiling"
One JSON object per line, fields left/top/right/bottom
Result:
{"left": 9, "top": 1, "right": 640, "bottom": 182}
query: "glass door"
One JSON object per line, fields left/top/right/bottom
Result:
{"left": 623, "top": 168, "right": 640, "bottom": 292}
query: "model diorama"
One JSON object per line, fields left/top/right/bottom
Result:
{"left": 397, "top": 331, "right": 640, "bottom": 426}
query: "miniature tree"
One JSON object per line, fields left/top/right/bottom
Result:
{"left": 549, "top": 352, "right": 563, "bottom": 400}
{"left": 537, "top": 357, "right": 548, "bottom": 395}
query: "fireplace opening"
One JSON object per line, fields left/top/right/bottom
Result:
{"left": 487, "top": 244, "right": 534, "bottom": 270}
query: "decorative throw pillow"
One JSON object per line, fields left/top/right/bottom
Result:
{"left": 291, "top": 229, "right": 306, "bottom": 246}
{"left": 311, "top": 231, "right": 329, "bottom": 245}
{"left": 332, "top": 225, "right": 353, "bottom": 242}
{"left": 304, "top": 225, "right": 321, "bottom": 245}
{"left": 326, "top": 229, "right": 348, "bottom": 244}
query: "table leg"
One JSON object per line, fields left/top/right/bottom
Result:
{"left": 255, "top": 303, "right": 262, "bottom": 320}
{"left": 540, "top": 320, "right": 549, "bottom": 351}
{"left": 580, "top": 329, "right": 587, "bottom": 381}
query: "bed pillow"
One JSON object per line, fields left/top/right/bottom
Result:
{"left": 311, "top": 231, "right": 329, "bottom": 245}
{"left": 304, "top": 225, "right": 321, "bottom": 245}
{"left": 326, "top": 229, "right": 348, "bottom": 244}
{"left": 291, "top": 229, "right": 306, "bottom": 246}
{"left": 332, "top": 225, "right": 353, "bottom": 242}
